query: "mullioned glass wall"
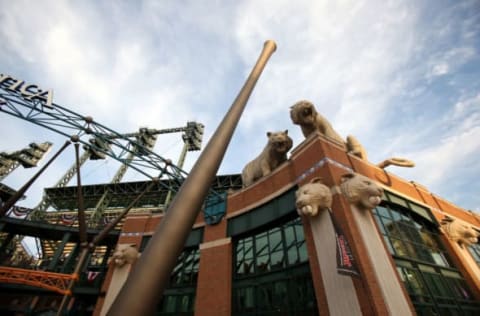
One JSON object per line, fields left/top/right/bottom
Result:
{"left": 141, "top": 228, "right": 203, "bottom": 316}
{"left": 468, "top": 243, "right": 480, "bottom": 267}
{"left": 228, "top": 187, "right": 318, "bottom": 316}
{"left": 373, "top": 191, "right": 480, "bottom": 315}
{"left": 232, "top": 216, "right": 317, "bottom": 315}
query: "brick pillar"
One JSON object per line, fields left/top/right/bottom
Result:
{"left": 195, "top": 219, "right": 232, "bottom": 316}
{"left": 92, "top": 215, "right": 155, "bottom": 316}
{"left": 327, "top": 165, "right": 415, "bottom": 316}
{"left": 301, "top": 217, "right": 330, "bottom": 315}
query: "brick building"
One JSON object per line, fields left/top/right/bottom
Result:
{"left": 95, "top": 132, "right": 480, "bottom": 316}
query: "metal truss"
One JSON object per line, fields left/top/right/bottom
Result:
{"left": 0, "top": 266, "right": 76, "bottom": 295}
{"left": 0, "top": 84, "right": 224, "bottom": 203}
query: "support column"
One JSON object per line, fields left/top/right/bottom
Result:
{"left": 325, "top": 159, "right": 415, "bottom": 315}
{"left": 195, "top": 237, "right": 232, "bottom": 316}
{"left": 301, "top": 217, "right": 329, "bottom": 316}
{"left": 0, "top": 232, "right": 13, "bottom": 251}
{"left": 48, "top": 232, "right": 71, "bottom": 271}
{"left": 313, "top": 143, "right": 414, "bottom": 315}
{"left": 194, "top": 217, "right": 231, "bottom": 316}
{"left": 62, "top": 244, "right": 79, "bottom": 273}
{"left": 25, "top": 295, "right": 40, "bottom": 316}
{"left": 0, "top": 232, "right": 14, "bottom": 263}
{"left": 307, "top": 210, "right": 363, "bottom": 315}
{"left": 346, "top": 201, "right": 414, "bottom": 315}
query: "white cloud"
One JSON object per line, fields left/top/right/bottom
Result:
{"left": 388, "top": 92, "right": 480, "bottom": 210}
{"left": 1, "top": 0, "right": 479, "bottom": 212}
{"left": 453, "top": 93, "right": 480, "bottom": 118}
{"left": 430, "top": 63, "right": 450, "bottom": 76}
{"left": 231, "top": 0, "right": 420, "bottom": 141}
{"left": 425, "top": 47, "right": 475, "bottom": 80}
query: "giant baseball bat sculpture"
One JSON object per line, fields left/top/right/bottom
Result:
{"left": 107, "top": 40, "right": 277, "bottom": 316}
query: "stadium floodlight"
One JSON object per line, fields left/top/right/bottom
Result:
{"left": 185, "top": 121, "right": 204, "bottom": 151}
{"left": 136, "top": 127, "right": 158, "bottom": 155}
{"left": 16, "top": 142, "right": 53, "bottom": 168}
{"left": 0, "top": 152, "right": 16, "bottom": 176}
{"left": 85, "top": 137, "right": 111, "bottom": 160}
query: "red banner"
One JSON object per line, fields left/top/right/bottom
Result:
{"left": 328, "top": 210, "right": 360, "bottom": 277}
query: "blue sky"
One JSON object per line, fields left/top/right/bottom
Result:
{"left": 0, "top": 0, "right": 479, "bottom": 214}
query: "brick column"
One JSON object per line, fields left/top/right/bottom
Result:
{"left": 93, "top": 215, "right": 155, "bottom": 316}
{"left": 195, "top": 218, "right": 232, "bottom": 316}
{"left": 195, "top": 238, "right": 232, "bottom": 316}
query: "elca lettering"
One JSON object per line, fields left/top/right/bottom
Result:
{"left": 0, "top": 74, "right": 53, "bottom": 109}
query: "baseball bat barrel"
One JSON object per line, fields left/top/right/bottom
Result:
{"left": 107, "top": 40, "right": 276, "bottom": 316}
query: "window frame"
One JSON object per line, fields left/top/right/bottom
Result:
{"left": 373, "top": 193, "right": 480, "bottom": 314}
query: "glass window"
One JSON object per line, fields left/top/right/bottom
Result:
{"left": 158, "top": 293, "right": 195, "bottom": 315}
{"left": 396, "top": 266, "right": 430, "bottom": 302}
{"left": 269, "top": 228, "right": 282, "bottom": 252}
{"left": 179, "top": 295, "right": 192, "bottom": 313}
{"left": 388, "top": 194, "right": 408, "bottom": 208}
{"left": 170, "top": 247, "right": 200, "bottom": 287}
{"left": 373, "top": 203, "right": 452, "bottom": 266}
{"left": 298, "top": 240, "right": 308, "bottom": 263}
{"left": 270, "top": 251, "right": 284, "bottom": 269}
{"left": 255, "top": 233, "right": 269, "bottom": 257}
{"left": 162, "top": 296, "right": 176, "bottom": 313}
{"left": 235, "top": 287, "right": 255, "bottom": 312}
{"left": 156, "top": 248, "right": 199, "bottom": 315}
{"left": 373, "top": 196, "right": 480, "bottom": 315}
{"left": 233, "top": 217, "right": 318, "bottom": 315}
{"left": 468, "top": 243, "right": 480, "bottom": 266}
{"left": 444, "top": 276, "right": 473, "bottom": 301}
{"left": 234, "top": 217, "right": 310, "bottom": 278}
{"left": 233, "top": 274, "right": 318, "bottom": 315}
{"left": 376, "top": 205, "right": 390, "bottom": 217}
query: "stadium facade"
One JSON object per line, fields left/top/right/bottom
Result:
{"left": 1, "top": 132, "right": 480, "bottom": 315}
{"left": 96, "top": 132, "right": 480, "bottom": 315}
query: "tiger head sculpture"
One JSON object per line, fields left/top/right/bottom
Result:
{"left": 295, "top": 177, "right": 332, "bottom": 217}
{"left": 340, "top": 173, "right": 383, "bottom": 210}
{"left": 110, "top": 244, "right": 140, "bottom": 267}
{"left": 440, "top": 217, "right": 480, "bottom": 248}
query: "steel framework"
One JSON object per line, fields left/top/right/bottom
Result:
{"left": 0, "top": 82, "right": 224, "bottom": 215}
{"left": 0, "top": 266, "right": 76, "bottom": 295}
{"left": 0, "top": 83, "right": 186, "bottom": 191}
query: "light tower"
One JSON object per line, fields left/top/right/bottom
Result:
{"left": 183, "top": 121, "right": 204, "bottom": 152}
{"left": 164, "top": 121, "right": 205, "bottom": 206}
{"left": 0, "top": 142, "right": 53, "bottom": 182}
